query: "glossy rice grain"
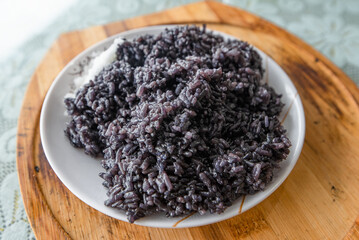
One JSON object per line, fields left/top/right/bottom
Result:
{"left": 64, "top": 25, "right": 291, "bottom": 223}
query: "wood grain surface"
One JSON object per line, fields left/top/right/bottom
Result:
{"left": 16, "top": 1, "right": 359, "bottom": 239}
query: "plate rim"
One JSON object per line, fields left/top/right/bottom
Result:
{"left": 40, "top": 25, "right": 306, "bottom": 228}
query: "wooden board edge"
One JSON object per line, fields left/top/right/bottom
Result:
{"left": 16, "top": 74, "right": 71, "bottom": 239}
{"left": 15, "top": 1, "right": 359, "bottom": 238}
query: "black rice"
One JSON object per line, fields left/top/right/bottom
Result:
{"left": 64, "top": 25, "right": 291, "bottom": 223}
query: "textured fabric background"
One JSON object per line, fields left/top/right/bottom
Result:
{"left": 0, "top": 0, "right": 358, "bottom": 239}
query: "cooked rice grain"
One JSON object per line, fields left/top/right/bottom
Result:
{"left": 64, "top": 25, "right": 291, "bottom": 223}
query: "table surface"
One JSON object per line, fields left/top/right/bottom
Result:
{"left": 1, "top": 0, "right": 359, "bottom": 239}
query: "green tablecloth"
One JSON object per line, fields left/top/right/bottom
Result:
{"left": 0, "top": 0, "right": 358, "bottom": 239}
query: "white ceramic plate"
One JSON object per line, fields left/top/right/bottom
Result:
{"left": 40, "top": 25, "right": 305, "bottom": 228}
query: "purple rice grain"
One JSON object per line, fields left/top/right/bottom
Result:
{"left": 64, "top": 25, "right": 291, "bottom": 223}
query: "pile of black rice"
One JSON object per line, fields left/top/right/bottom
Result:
{"left": 64, "top": 25, "right": 291, "bottom": 223}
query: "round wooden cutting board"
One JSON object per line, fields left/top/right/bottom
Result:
{"left": 16, "top": 1, "right": 359, "bottom": 239}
